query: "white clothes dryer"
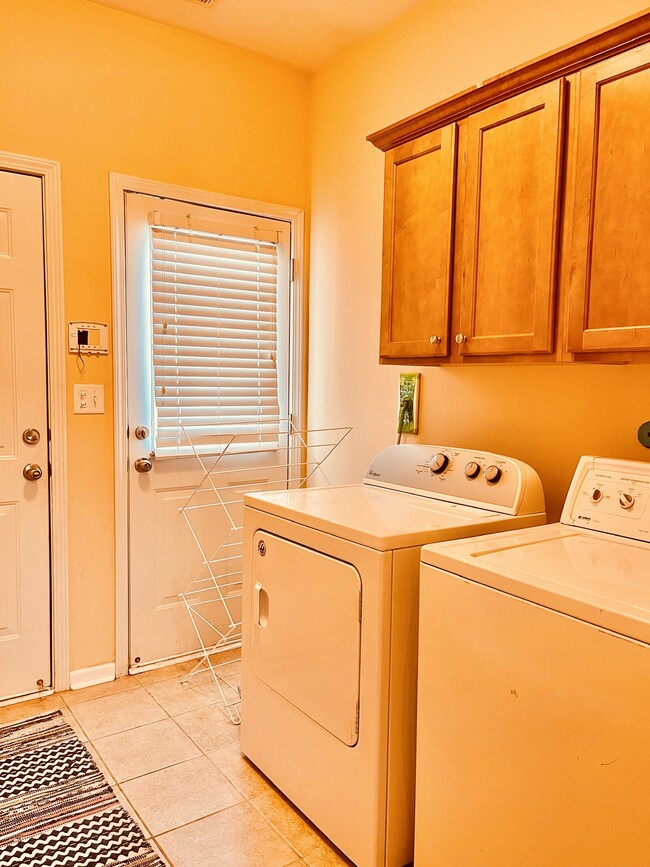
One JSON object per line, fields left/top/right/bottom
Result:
{"left": 416, "top": 455, "right": 650, "bottom": 866}
{"left": 240, "top": 444, "right": 545, "bottom": 867}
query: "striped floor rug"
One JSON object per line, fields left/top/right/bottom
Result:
{"left": 0, "top": 710, "right": 164, "bottom": 866}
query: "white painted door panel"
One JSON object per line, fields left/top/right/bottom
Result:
{"left": 0, "top": 170, "right": 50, "bottom": 700}
{"left": 126, "top": 192, "right": 291, "bottom": 666}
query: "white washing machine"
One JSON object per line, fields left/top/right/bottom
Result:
{"left": 416, "top": 455, "right": 650, "bottom": 866}
{"left": 240, "top": 444, "right": 545, "bottom": 867}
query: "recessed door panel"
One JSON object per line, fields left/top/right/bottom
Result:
{"left": 567, "top": 45, "right": 650, "bottom": 352}
{"left": 456, "top": 80, "right": 565, "bottom": 356}
{"left": 0, "top": 502, "right": 19, "bottom": 639}
{"left": 251, "top": 531, "right": 362, "bottom": 746}
{"left": 380, "top": 124, "right": 456, "bottom": 358}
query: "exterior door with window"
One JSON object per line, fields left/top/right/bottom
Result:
{"left": 126, "top": 191, "right": 293, "bottom": 668}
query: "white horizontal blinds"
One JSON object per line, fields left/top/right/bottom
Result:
{"left": 151, "top": 219, "right": 280, "bottom": 455}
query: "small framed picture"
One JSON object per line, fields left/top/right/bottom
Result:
{"left": 398, "top": 372, "right": 420, "bottom": 434}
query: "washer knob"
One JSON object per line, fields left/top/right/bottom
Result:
{"left": 484, "top": 465, "right": 502, "bottom": 484}
{"left": 619, "top": 492, "right": 635, "bottom": 510}
{"left": 465, "top": 461, "right": 481, "bottom": 479}
{"left": 590, "top": 488, "right": 603, "bottom": 504}
{"left": 429, "top": 453, "right": 449, "bottom": 474}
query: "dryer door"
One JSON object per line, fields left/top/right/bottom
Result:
{"left": 251, "top": 531, "right": 362, "bottom": 746}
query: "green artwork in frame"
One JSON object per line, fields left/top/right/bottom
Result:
{"left": 398, "top": 372, "right": 420, "bottom": 435}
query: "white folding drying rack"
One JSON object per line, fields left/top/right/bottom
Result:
{"left": 177, "top": 419, "right": 352, "bottom": 724}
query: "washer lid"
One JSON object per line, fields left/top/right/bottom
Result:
{"left": 421, "top": 523, "right": 650, "bottom": 644}
{"left": 244, "top": 483, "right": 518, "bottom": 551}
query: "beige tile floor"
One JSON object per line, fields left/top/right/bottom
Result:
{"left": 0, "top": 660, "right": 353, "bottom": 867}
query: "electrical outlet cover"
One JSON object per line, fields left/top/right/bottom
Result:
{"left": 398, "top": 373, "right": 420, "bottom": 434}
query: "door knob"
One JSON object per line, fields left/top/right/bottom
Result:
{"left": 22, "top": 428, "right": 41, "bottom": 445}
{"left": 429, "top": 335, "right": 441, "bottom": 345}
{"left": 134, "top": 457, "right": 153, "bottom": 473}
{"left": 23, "top": 463, "right": 43, "bottom": 481}
{"left": 455, "top": 333, "right": 468, "bottom": 344}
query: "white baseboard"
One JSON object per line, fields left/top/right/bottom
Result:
{"left": 69, "top": 662, "right": 116, "bottom": 691}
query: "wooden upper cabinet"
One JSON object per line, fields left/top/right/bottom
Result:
{"left": 454, "top": 80, "right": 566, "bottom": 357}
{"left": 566, "top": 44, "right": 650, "bottom": 354}
{"left": 380, "top": 124, "right": 457, "bottom": 359}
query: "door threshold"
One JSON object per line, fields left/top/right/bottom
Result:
{"left": 128, "top": 642, "right": 241, "bottom": 676}
{"left": 0, "top": 688, "right": 55, "bottom": 708}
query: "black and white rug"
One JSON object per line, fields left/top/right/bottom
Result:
{"left": 0, "top": 710, "right": 164, "bottom": 866}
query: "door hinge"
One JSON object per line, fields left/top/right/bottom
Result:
{"left": 359, "top": 593, "right": 363, "bottom": 622}
{"left": 290, "top": 257, "right": 295, "bottom": 283}
{"left": 355, "top": 700, "right": 360, "bottom": 735}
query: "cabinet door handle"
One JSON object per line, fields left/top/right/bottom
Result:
{"left": 455, "top": 333, "right": 468, "bottom": 344}
{"left": 429, "top": 335, "right": 441, "bottom": 345}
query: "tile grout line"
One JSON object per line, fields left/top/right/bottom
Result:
{"left": 142, "top": 675, "right": 243, "bottom": 764}
{"left": 246, "top": 796, "right": 318, "bottom": 862}
{"left": 92, "top": 733, "right": 200, "bottom": 786}
{"left": 151, "top": 801, "right": 304, "bottom": 866}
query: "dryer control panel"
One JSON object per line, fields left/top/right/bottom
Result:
{"left": 562, "top": 456, "right": 650, "bottom": 541}
{"left": 364, "top": 445, "right": 545, "bottom": 517}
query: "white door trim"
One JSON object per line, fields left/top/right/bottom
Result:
{"left": 0, "top": 152, "right": 69, "bottom": 692}
{"left": 110, "top": 173, "right": 306, "bottom": 677}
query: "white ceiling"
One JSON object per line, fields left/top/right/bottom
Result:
{"left": 89, "top": 0, "right": 424, "bottom": 71}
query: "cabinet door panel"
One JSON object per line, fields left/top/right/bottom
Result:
{"left": 380, "top": 124, "right": 456, "bottom": 358}
{"left": 567, "top": 45, "right": 650, "bottom": 352}
{"left": 456, "top": 80, "right": 565, "bottom": 356}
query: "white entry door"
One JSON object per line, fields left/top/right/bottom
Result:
{"left": 125, "top": 191, "right": 293, "bottom": 668}
{"left": 0, "top": 170, "right": 51, "bottom": 700}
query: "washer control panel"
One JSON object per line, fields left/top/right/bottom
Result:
{"left": 364, "top": 445, "right": 545, "bottom": 516}
{"left": 562, "top": 456, "right": 650, "bottom": 541}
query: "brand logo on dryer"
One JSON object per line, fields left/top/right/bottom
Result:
{"left": 368, "top": 470, "right": 381, "bottom": 478}
{"left": 577, "top": 515, "right": 592, "bottom": 521}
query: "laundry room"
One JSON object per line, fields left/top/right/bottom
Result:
{"left": 1, "top": 0, "right": 650, "bottom": 865}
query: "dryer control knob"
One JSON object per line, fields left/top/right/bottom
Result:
{"left": 590, "top": 488, "right": 603, "bottom": 504}
{"left": 465, "top": 461, "right": 481, "bottom": 479}
{"left": 484, "top": 465, "right": 502, "bottom": 484}
{"left": 619, "top": 492, "right": 635, "bottom": 510}
{"left": 429, "top": 453, "right": 449, "bottom": 474}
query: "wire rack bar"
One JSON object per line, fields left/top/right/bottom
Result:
{"left": 177, "top": 419, "right": 352, "bottom": 724}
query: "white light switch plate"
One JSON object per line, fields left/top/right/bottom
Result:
{"left": 74, "top": 384, "right": 104, "bottom": 414}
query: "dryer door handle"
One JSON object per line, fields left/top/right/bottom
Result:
{"left": 254, "top": 582, "right": 269, "bottom": 628}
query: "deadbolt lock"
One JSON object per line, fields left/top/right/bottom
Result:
{"left": 134, "top": 426, "right": 149, "bottom": 440}
{"left": 22, "top": 428, "right": 41, "bottom": 445}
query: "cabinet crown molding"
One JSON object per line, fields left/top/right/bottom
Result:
{"left": 368, "top": 10, "right": 650, "bottom": 151}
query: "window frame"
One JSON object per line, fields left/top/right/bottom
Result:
{"left": 110, "top": 173, "right": 306, "bottom": 678}
{"left": 146, "top": 205, "right": 291, "bottom": 457}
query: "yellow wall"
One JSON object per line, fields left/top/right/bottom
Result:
{"left": 1, "top": 0, "right": 310, "bottom": 670}
{"left": 309, "top": 0, "right": 650, "bottom": 522}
